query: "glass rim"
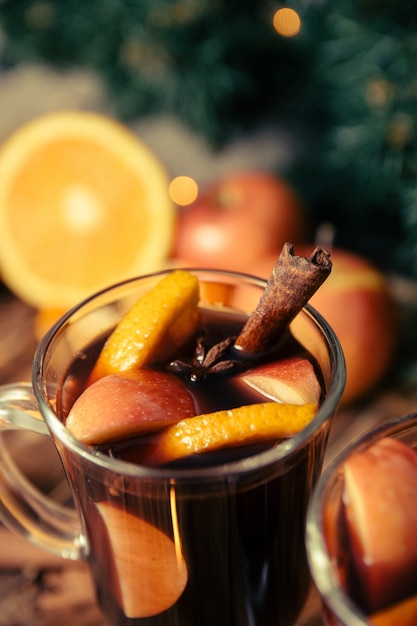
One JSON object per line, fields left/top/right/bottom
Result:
{"left": 306, "top": 412, "right": 417, "bottom": 625}
{"left": 33, "top": 268, "right": 346, "bottom": 482}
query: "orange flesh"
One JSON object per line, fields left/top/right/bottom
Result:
{"left": 7, "top": 138, "right": 150, "bottom": 289}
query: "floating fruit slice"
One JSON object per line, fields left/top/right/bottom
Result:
{"left": 240, "top": 356, "right": 321, "bottom": 405}
{"left": 0, "top": 111, "right": 175, "bottom": 309}
{"left": 90, "top": 270, "right": 200, "bottom": 381}
{"left": 370, "top": 594, "right": 417, "bottom": 626}
{"left": 343, "top": 438, "right": 417, "bottom": 613}
{"left": 146, "top": 401, "right": 317, "bottom": 465}
{"left": 97, "top": 501, "right": 187, "bottom": 618}
{"left": 66, "top": 370, "right": 197, "bottom": 444}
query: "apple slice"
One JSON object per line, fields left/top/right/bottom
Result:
{"left": 66, "top": 369, "right": 197, "bottom": 445}
{"left": 239, "top": 356, "right": 321, "bottom": 405}
{"left": 343, "top": 437, "right": 417, "bottom": 613}
{"left": 97, "top": 501, "right": 187, "bottom": 618}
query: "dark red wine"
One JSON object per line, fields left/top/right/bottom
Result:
{"left": 58, "top": 306, "right": 328, "bottom": 626}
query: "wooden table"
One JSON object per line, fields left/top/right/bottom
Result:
{"left": 1, "top": 283, "right": 416, "bottom": 626}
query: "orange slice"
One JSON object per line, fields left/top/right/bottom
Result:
{"left": 97, "top": 501, "right": 187, "bottom": 618}
{"left": 90, "top": 270, "right": 200, "bottom": 381}
{"left": 146, "top": 401, "right": 317, "bottom": 465}
{"left": 0, "top": 111, "right": 175, "bottom": 309}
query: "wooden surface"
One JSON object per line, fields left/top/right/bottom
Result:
{"left": 1, "top": 283, "right": 416, "bottom": 626}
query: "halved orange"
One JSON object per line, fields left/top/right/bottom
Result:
{"left": 0, "top": 111, "right": 175, "bottom": 309}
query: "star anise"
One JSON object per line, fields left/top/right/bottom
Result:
{"left": 167, "top": 335, "right": 242, "bottom": 382}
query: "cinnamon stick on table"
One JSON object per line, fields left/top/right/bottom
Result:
{"left": 235, "top": 242, "right": 332, "bottom": 353}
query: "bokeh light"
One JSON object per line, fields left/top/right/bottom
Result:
{"left": 169, "top": 176, "right": 199, "bottom": 206}
{"left": 273, "top": 8, "right": 301, "bottom": 37}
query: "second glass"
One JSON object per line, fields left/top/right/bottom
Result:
{"left": 306, "top": 412, "right": 417, "bottom": 626}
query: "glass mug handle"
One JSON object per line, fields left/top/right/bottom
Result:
{"left": 0, "top": 382, "right": 83, "bottom": 560}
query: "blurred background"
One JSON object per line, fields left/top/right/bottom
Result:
{"left": 0, "top": 0, "right": 415, "bottom": 270}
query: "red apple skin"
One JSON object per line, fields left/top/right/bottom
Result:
{"left": 343, "top": 437, "right": 417, "bottom": 613}
{"left": 250, "top": 247, "right": 398, "bottom": 405}
{"left": 172, "top": 170, "right": 309, "bottom": 272}
{"left": 240, "top": 356, "right": 321, "bottom": 405}
{"left": 66, "top": 369, "right": 197, "bottom": 445}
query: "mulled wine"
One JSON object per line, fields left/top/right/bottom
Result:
{"left": 58, "top": 303, "right": 328, "bottom": 626}
{"left": 0, "top": 252, "right": 345, "bottom": 626}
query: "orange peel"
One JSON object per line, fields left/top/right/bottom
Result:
{"left": 90, "top": 270, "right": 200, "bottom": 381}
{"left": 146, "top": 401, "right": 317, "bottom": 465}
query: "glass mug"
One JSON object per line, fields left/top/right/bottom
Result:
{"left": 306, "top": 412, "right": 417, "bottom": 626}
{"left": 0, "top": 269, "right": 345, "bottom": 626}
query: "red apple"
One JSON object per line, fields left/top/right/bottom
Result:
{"left": 250, "top": 247, "right": 398, "bottom": 404}
{"left": 172, "top": 170, "right": 308, "bottom": 271}
{"left": 239, "top": 356, "right": 321, "bottom": 405}
{"left": 343, "top": 437, "right": 417, "bottom": 613}
{"left": 66, "top": 369, "right": 196, "bottom": 444}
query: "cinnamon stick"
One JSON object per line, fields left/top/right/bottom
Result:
{"left": 235, "top": 242, "right": 332, "bottom": 353}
